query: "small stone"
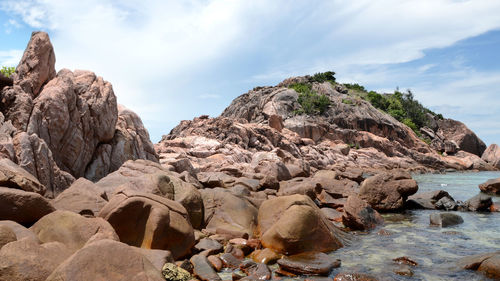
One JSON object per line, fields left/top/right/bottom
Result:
{"left": 430, "top": 212, "right": 464, "bottom": 227}
{"left": 277, "top": 251, "right": 341, "bottom": 276}
{"left": 162, "top": 263, "right": 191, "bottom": 281}
{"left": 393, "top": 256, "right": 418, "bottom": 266}
{"left": 334, "top": 272, "right": 379, "bottom": 281}
{"left": 190, "top": 255, "right": 222, "bottom": 281}
{"left": 220, "top": 253, "right": 242, "bottom": 269}
{"left": 207, "top": 255, "right": 223, "bottom": 272}
{"left": 195, "top": 238, "right": 223, "bottom": 255}
{"left": 251, "top": 248, "right": 282, "bottom": 264}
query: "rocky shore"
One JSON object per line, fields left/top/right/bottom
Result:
{"left": 0, "top": 32, "right": 499, "bottom": 280}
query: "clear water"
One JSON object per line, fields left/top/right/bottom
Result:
{"left": 331, "top": 171, "right": 500, "bottom": 281}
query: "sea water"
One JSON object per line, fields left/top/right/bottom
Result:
{"left": 331, "top": 171, "right": 500, "bottom": 281}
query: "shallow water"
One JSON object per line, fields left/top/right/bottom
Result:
{"left": 331, "top": 171, "right": 500, "bottom": 280}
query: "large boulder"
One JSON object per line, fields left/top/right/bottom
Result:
{"left": 359, "top": 172, "right": 418, "bottom": 211}
{"left": 0, "top": 225, "right": 16, "bottom": 249}
{"left": 0, "top": 220, "right": 37, "bottom": 241}
{"left": 407, "top": 190, "right": 455, "bottom": 210}
{"left": 0, "top": 237, "right": 72, "bottom": 281}
{"left": 482, "top": 144, "right": 500, "bottom": 169}
{"left": 46, "top": 239, "right": 165, "bottom": 281}
{"left": 85, "top": 105, "right": 159, "bottom": 181}
{"left": 12, "top": 132, "right": 75, "bottom": 197}
{"left": 200, "top": 188, "right": 258, "bottom": 237}
{"left": 479, "top": 178, "right": 500, "bottom": 195}
{"left": 51, "top": 178, "right": 108, "bottom": 217}
{"left": 257, "top": 194, "right": 346, "bottom": 255}
{"left": 96, "top": 160, "right": 203, "bottom": 228}
{"left": 98, "top": 188, "right": 195, "bottom": 259}
{"left": 436, "top": 119, "right": 486, "bottom": 157}
{"left": 458, "top": 251, "right": 500, "bottom": 279}
{"left": 0, "top": 187, "right": 55, "bottom": 224}
{"left": 342, "top": 195, "right": 384, "bottom": 230}
{"left": 30, "top": 210, "right": 118, "bottom": 252}
{"left": 0, "top": 158, "right": 45, "bottom": 194}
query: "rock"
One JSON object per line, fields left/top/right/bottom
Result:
{"left": 342, "top": 195, "right": 384, "bottom": 231}
{"left": 0, "top": 225, "right": 16, "bottom": 249}
{"left": 458, "top": 251, "right": 500, "bottom": 279}
{"left": 407, "top": 190, "right": 455, "bottom": 210}
{"left": 479, "top": 178, "right": 500, "bottom": 195}
{"left": 200, "top": 188, "right": 258, "bottom": 238}
{"left": 268, "top": 114, "right": 284, "bottom": 132}
{"left": 333, "top": 272, "right": 379, "bottom": 281}
{"left": 27, "top": 68, "right": 117, "bottom": 179}
{"left": 13, "top": 31, "right": 56, "bottom": 97}
{"left": 0, "top": 158, "right": 45, "bottom": 194}
{"left": 429, "top": 212, "right": 464, "bottom": 227}
{"left": 220, "top": 252, "right": 242, "bottom": 269}
{"left": 162, "top": 263, "right": 192, "bottom": 281}
{"left": 207, "top": 255, "right": 223, "bottom": 271}
{"left": 251, "top": 248, "right": 283, "bottom": 265}
{"left": 436, "top": 118, "right": 486, "bottom": 156}
{"left": 278, "top": 177, "right": 321, "bottom": 199}
{"left": 258, "top": 194, "right": 346, "bottom": 255}
{"left": 191, "top": 254, "right": 222, "bottom": 281}
{"left": 194, "top": 238, "right": 223, "bottom": 255}
{"left": 96, "top": 160, "right": 203, "bottom": 228}
{"left": 359, "top": 172, "right": 418, "bottom": 211}
{"left": 321, "top": 208, "right": 343, "bottom": 222}
{"left": 45, "top": 239, "right": 165, "bottom": 281}
{"left": 12, "top": 132, "right": 75, "bottom": 197}
{"left": 277, "top": 251, "right": 341, "bottom": 276}
{"left": 482, "top": 144, "right": 500, "bottom": 169}
{"left": 393, "top": 256, "right": 418, "bottom": 266}
{"left": 240, "top": 260, "right": 272, "bottom": 280}
{"left": 0, "top": 220, "right": 37, "bottom": 241}
{"left": 85, "top": 105, "right": 159, "bottom": 181}
{"left": 133, "top": 247, "right": 174, "bottom": 271}
{"left": 51, "top": 178, "right": 107, "bottom": 216}
{"left": 435, "top": 196, "right": 458, "bottom": 211}
{"left": 98, "top": 188, "right": 195, "bottom": 259}
{"left": 0, "top": 237, "right": 72, "bottom": 281}
{"left": 313, "top": 170, "right": 359, "bottom": 199}
{"left": 0, "top": 187, "right": 55, "bottom": 224}
{"left": 464, "top": 194, "right": 492, "bottom": 212}
{"left": 30, "top": 210, "right": 118, "bottom": 252}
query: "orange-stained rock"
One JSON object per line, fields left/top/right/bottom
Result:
{"left": 98, "top": 188, "right": 195, "bottom": 259}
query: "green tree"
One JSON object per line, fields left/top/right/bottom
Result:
{"left": 311, "top": 71, "right": 336, "bottom": 83}
{"left": 1, "top": 66, "right": 15, "bottom": 78}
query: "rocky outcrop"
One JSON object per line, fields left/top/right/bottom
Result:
{"left": 479, "top": 178, "right": 500, "bottom": 195}
{"left": 435, "top": 119, "right": 486, "bottom": 157}
{"left": 0, "top": 31, "right": 158, "bottom": 196}
{"left": 0, "top": 158, "right": 45, "bottom": 194}
{"left": 482, "top": 144, "right": 500, "bottom": 169}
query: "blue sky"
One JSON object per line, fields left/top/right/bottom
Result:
{"left": 1, "top": 0, "right": 500, "bottom": 146}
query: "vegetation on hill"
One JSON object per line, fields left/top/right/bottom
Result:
{"left": 1, "top": 66, "right": 15, "bottom": 78}
{"left": 288, "top": 71, "right": 443, "bottom": 136}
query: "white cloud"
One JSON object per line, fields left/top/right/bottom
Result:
{"left": 0, "top": 49, "right": 23, "bottom": 66}
{"left": 2, "top": 0, "right": 500, "bottom": 143}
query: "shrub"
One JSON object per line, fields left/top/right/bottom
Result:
{"left": 1, "top": 66, "right": 15, "bottom": 78}
{"left": 311, "top": 71, "right": 336, "bottom": 83}
{"left": 342, "top": 98, "right": 354, "bottom": 105}
{"left": 290, "top": 83, "right": 331, "bottom": 115}
{"left": 343, "top": 83, "right": 366, "bottom": 92}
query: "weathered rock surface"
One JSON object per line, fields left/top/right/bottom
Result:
{"left": 482, "top": 144, "right": 500, "bottom": 169}
{"left": 190, "top": 254, "right": 222, "bottom": 281}
{"left": 30, "top": 210, "right": 118, "bottom": 252}
{"left": 0, "top": 225, "right": 16, "bottom": 249}
{"left": 201, "top": 188, "right": 258, "bottom": 237}
{"left": 479, "top": 178, "right": 500, "bottom": 195}
{"left": 0, "top": 220, "right": 37, "bottom": 241}
{"left": 0, "top": 187, "right": 55, "bottom": 224}
{"left": 435, "top": 119, "right": 486, "bottom": 157}
{"left": 258, "top": 194, "right": 346, "bottom": 254}
{"left": 0, "top": 158, "right": 45, "bottom": 194}
{"left": 407, "top": 190, "right": 455, "bottom": 210}
{"left": 46, "top": 239, "right": 165, "bottom": 281}
{"left": 0, "top": 237, "right": 72, "bottom": 281}
{"left": 342, "top": 195, "right": 384, "bottom": 230}
{"left": 463, "top": 194, "right": 492, "bottom": 212}
{"left": 162, "top": 263, "right": 191, "bottom": 281}
{"left": 52, "top": 178, "right": 107, "bottom": 216}
{"left": 359, "top": 171, "right": 418, "bottom": 211}
{"left": 98, "top": 188, "right": 195, "bottom": 259}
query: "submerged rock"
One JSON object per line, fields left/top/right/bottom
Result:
{"left": 458, "top": 251, "right": 500, "bottom": 279}
{"left": 429, "top": 212, "right": 464, "bottom": 227}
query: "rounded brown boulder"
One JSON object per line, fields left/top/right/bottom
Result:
{"left": 30, "top": 210, "right": 118, "bottom": 253}
{"left": 51, "top": 178, "right": 108, "bottom": 216}
{"left": 342, "top": 195, "right": 384, "bottom": 231}
{"left": 0, "top": 187, "right": 55, "bottom": 225}
{"left": 45, "top": 239, "right": 165, "bottom": 281}
{"left": 479, "top": 178, "right": 500, "bottom": 195}
{"left": 359, "top": 172, "right": 418, "bottom": 211}
{"left": 98, "top": 188, "right": 195, "bottom": 259}
{"left": 257, "top": 194, "right": 346, "bottom": 255}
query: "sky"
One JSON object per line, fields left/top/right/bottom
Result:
{"left": 0, "top": 0, "right": 499, "bottom": 145}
